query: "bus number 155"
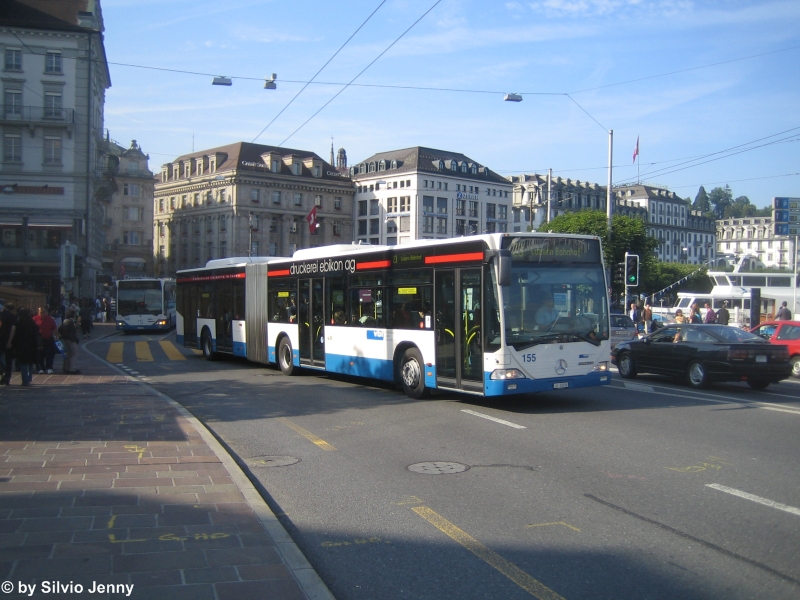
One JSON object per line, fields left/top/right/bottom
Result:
{"left": 521, "top": 353, "right": 536, "bottom": 363}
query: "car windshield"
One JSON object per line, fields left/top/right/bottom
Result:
{"left": 611, "top": 315, "right": 634, "bottom": 328}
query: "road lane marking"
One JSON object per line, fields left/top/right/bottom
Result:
{"left": 585, "top": 493, "right": 800, "bottom": 586}
{"left": 278, "top": 418, "right": 336, "bottom": 451}
{"left": 461, "top": 409, "right": 526, "bottom": 429}
{"left": 621, "top": 382, "right": 654, "bottom": 392}
{"left": 159, "top": 340, "right": 186, "bottom": 360}
{"left": 706, "top": 484, "right": 800, "bottom": 517}
{"left": 527, "top": 521, "right": 580, "bottom": 532}
{"left": 106, "top": 342, "right": 124, "bottom": 363}
{"left": 135, "top": 341, "right": 154, "bottom": 362}
{"left": 411, "top": 506, "right": 565, "bottom": 600}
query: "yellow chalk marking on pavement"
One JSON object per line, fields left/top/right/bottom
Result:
{"left": 107, "top": 515, "right": 117, "bottom": 529}
{"left": 123, "top": 444, "right": 146, "bottom": 459}
{"left": 108, "top": 534, "right": 146, "bottom": 544}
{"left": 278, "top": 418, "right": 336, "bottom": 451}
{"left": 527, "top": 521, "right": 581, "bottom": 533}
{"left": 159, "top": 340, "right": 186, "bottom": 360}
{"left": 411, "top": 506, "right": 565, "bottom": 600}
{"left": 106, "top": 342, "right": 124, "bottom": 363}
{"left": 135, "top": 341, "right": 153, "bottom": 362}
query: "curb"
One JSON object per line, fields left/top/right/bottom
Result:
{"left": 82, "top": 338, "right": 336, "bottom": 600}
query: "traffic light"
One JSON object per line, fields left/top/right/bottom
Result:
{"left": 625, "top": 254, "right": 639, "bottom": 287}
{"left": 613, "top": 262, "right": 625, "bottom": 284}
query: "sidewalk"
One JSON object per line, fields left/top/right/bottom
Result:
{"left": 0, "top": 324, "right": 333, "bottom": 599}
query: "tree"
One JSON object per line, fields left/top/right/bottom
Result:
{"left": 708, "top": 185, "right": 733, "bottom": 219}
{"left": 538, "top": 210, "right": 658, "bottom": 292}
{"left": 693, "top": 186, "right": 710, "bottom": 214}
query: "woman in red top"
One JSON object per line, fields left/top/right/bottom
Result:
{"left": 33, "top": 307, "right": 58, "bottom": 374}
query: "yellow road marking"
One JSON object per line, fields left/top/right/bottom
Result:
{"left": 159, "top": 340, "right": 186, "bottom": 360}
{"left": 278, "top": 418, "right": 336, "bottom": 451}
{"left": 106, "top": 342, "right": 124, "bottom": 363}
{"left": 191, "top": 348, "right": 203, "bottom": 356}
{"left": 411, "top": 506, "right": 565, "bottom": 600}
{"left": 527, "top": 521, "right": 581, "bottom": 532}
{"left": 135, "top": 341, "right": 153, "bottom": 362}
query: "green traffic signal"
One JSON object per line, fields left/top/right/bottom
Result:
{"left": 625, "top": 254, "right": 639, "bottom": 287}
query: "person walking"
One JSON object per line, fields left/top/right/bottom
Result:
{"left": 33, "top": 306, "right": 58, "bottom": 374}
{"left": 716, "top": 301, "right": 730, "bottom": 326}
{"left": 642, "top": 302, "right": 653, "bottom": 334}
{"left": 703, "top": 302, "right": 717, "bottom": 324}
{"left": 0, "top": 302, "right": 17, "bottom": 385}
{"left": 689, "top": 303, "right": 703, "bottom": 324}
{"left": 776, "top": 301, "right": 792, "bottom": 321}
{"left": 629, "top": 302, "right": 640, "bottom": 328}
{"left": 12, "top": 308, "right": 41, "bottom": 387}
{"left": 78, "top": 299, "right": 93, "bottom": 339}
{"left": 58, "top": 309, "right": 80, "bottom": 375}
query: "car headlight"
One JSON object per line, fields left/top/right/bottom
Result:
{"left": 591, "top": 362, "right": 609, "bottom": 372}
{"left": 490, "top": 369, "right": 526, "bottom": 380}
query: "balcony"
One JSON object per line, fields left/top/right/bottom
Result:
{"left": 2, "top": 106, "right": 75, "bottom": 136}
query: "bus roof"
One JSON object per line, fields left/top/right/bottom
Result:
{"left": 204, "top": 257, "right": 279, "bottom": 268}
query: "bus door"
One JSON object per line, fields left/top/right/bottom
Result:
{"left": 184, "top": 285, "right": 198, "bottom": 347}
{"left": 435, "top": 268, "right": 483, "bottom": 392}
{"left": 299, "top": 278, "right": 326, "bottom": 367}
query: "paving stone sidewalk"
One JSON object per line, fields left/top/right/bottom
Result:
{"left": 0, "top": 327, "right": 332, "bottom": 600}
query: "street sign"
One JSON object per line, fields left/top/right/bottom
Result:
{"left": 774, "top": 223, "right": 800, "bottom": 236}
{"left": 773, "top": 197, "right": 800, "bottom": 210}
{"left": 772, "top": 198, "right": 800, "bottom": 236}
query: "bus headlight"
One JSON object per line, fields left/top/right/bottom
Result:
{"left": 156, "top": 320, "right": 168, "bottom": 326}
{"left": 591, "top": 362, "right": 609, "bottom": 372}
{"left": 490, "top": 369, "right": 526, "bottom": 380}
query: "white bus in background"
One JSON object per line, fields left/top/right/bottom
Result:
{"left": 176, "top": 234, "right": 611, "bottom": 399}
{"left": 115, "top": 278, "right": 176, "bottom": 332}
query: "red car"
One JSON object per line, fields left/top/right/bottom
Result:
{"left": 751, "top": 320, "right": 800, "bottom": 378}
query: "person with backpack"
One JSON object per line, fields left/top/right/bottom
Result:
{"left": 12, "top": 308, "right": 41, "bottom": 387}
{"left": 58, "top": 309, "right": 80, "bottom": 375}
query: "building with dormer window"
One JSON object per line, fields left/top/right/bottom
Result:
{"left": 350, "top": 147, "right": 511, "bottom": 245}
{"left": 153, "top": 142, "right": 354, "bottom": 275}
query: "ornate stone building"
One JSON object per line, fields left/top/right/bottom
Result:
{"left": 716, "top": 216, "right": 792, "bottom": 269}
{"left": 153, "top": 142, "right": 354, "bottom": 276}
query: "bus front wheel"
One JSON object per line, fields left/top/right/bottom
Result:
{"left": 278, "top": 337, "right": 296, "bottom": 376}
{"left": 201, "top": 330, "right": 217, "bottom": 361}
{"left": 399, "top": 348, "right": 429, "bottom": 399}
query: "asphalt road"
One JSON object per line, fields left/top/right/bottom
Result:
{"left": 90, "top": 330, "right": 800, "bottom": 600}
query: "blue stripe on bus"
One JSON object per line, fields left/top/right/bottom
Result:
{"left": 233, "top": 342, "right": 247, "bottom": 357}
{"left": 483, "top": 371, "right": 610, "bottom": 396}
{"left": 325, "top": 353, "right": 394, "bottom": 381}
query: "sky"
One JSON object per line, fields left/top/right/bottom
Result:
{"left": 101, "top": 0, "right": 800, "bottom": 208}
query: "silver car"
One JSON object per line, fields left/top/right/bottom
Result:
{"left": 610, "top": 314, "right": 638, "bottom": 349}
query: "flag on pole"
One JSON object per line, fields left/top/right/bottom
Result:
{"left": 306, "top": 205, "right": 318, "bottom": 234}
{"left": 632, "top": 136, "right": 639, "bottom": 164}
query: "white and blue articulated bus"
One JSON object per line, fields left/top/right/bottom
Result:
{"left": 176, "top": 234, "right": 611, "bottom": 398}
{"left": 115, "top": 278, "right": 176, "bottom": 332}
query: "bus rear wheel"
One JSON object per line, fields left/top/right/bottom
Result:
{"left": 201, "top": 330, "right": 217, "bottom": 361}
{"left": 278, "top": 337, "right": 296, "bottom": 376}
{"left": 399, "top": 348, "right": 429, "bottom": 399}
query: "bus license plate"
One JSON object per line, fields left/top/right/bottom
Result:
{"left": 553, "top": 382, "right": 568, "bottom": 389}
{"left": 756, "top": 355, "right": 767, "bottom": 363}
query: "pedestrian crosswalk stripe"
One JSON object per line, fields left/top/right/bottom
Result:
{"left": 159, "top": 340, "right": 186, "bottom": 361}
{"left": 135, "top": 341, "right": 154, "bottom": 362}
{"left": 106, "top": 342, "right": 124, "bottom": 364}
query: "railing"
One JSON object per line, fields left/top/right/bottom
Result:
{"left": 1, "top": 106, "right": 74, "bottom": 124}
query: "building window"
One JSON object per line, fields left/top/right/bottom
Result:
{"left": 400, "top": 196, "right": 410, "bottom": 212}
{"left": 468, "top": 201, "right": 479, "bottom": 218}
{"left": 357, "top": 220, "right": 367, "bottom": 236}
{"left": 290, "top": 220, "right": 299, "bottom": 234}
{"left": 181, "top": 195, "right": 187, "bottom": 208}
{"left": 4, "top": 48, "right": 21, "bottom": 71}
{"left": 498, "top": 222, "right": 508, "bottom": 233}
{"left": 486, "top": 222, "right": 496, "bottom": 233}
{"left": 218, "top": 189, "right": 226, "bottom": 203}
{"left": 269, "top": 218, "right": 278, "bottom": 233}
{"left": 486, "top": 203, "right": 496, "bottom": 219}
{"left": 437, "top": 197, "right": 447, "bottom": 214}
{"left": 315, "top": 195, "right": 322, "bottom": 207}
{"left": 498, "top": 205, "right": 507, "bottom": 220}
{"left": 422, "top": 196, "right": 434, "bottom": 213}
{"left": 387, "top": 197, "right": 397, "bottom": 213}
{"left": 123, "top": 206, "right": 142, "bottom": 221}
{"left": 456, "top": 200, "right": 465, "bottom": 216}
{"left": 4, "top": 90, "right": 21, "bottom": 117}
{"left": 386, "top": 219, "right": 397, "bottom": 233}
{"left": 220, "top": 240, "right": 227, "bottom": 257}
{"left": 123, "top": 183, "right": 140, "bottom": 197}
{"left": 358, "top": 200, "right": 367, "bottom": 217}
{"left": 3, "top": 134, "right": 21, "bottom": 162}
{"left": 251, "top": 189, "right": 260, "bottom": 202}
{"left": 45, "top": 51, "right": 62, "bottom": 74}
{"left": 272, "top": 190, "right": 281, "bottom": 205}
{"left": 400, "top": 216, "right": 410, "bottom": 232}
{"left": 170, "top": 197, "right": 176, "bottom": 210}
{"left": 294, "top": 192, "right": 302, "bottom": 206}
{"left": 123, "top": 231, "right": 141, "bottom": 245}
{"left": 333, "top": 223, "right": 342, "bottom": 237}
{"left": 334, "top": 197, "right": 342, "bottom": 210}
{"left": 370, "top": 199, "right": 379, "bottom": 216}
{"left": 456, "top": 220, "right": 466, "bottom": 236}
{"left": 269, "top": 242, "right": 278, "bottom": 256}
{"left": 44, "top": 93, "right": 62, "bottom": 118}
{"left": 43, "top": 135, "right": 62, "bottom": 165}
{"left": 437, "top": 217, "right": 447, "bottom": 235}
{"left": 293, "top": 163, "right": 301, "bottom": 175}
{"left": 370, "top": 219, "right": 380, "bottom": 235}
{"left": 220, "top": 215, "right": 227, "bottom": 231}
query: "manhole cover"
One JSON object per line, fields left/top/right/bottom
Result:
{"left": 407, "top": 461, "right": 470, "bottom": 474}
{"left": 246, "top": 456, "right": 300, "bottom": 468}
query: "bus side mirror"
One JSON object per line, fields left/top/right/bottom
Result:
{"left": 497, "top": 250, "right": 511, "bottom": 287}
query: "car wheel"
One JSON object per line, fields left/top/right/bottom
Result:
{"left": 278, "top": 337, "right": 296, "bottom": 376}
{"left": 617, "top": 352, "right": 637, "bottom": 379}
{"left": 747, "top": 379, "right": 770, "bottom": 390}
{"left": 201, "top": 329, "right": 217, "bottom": 361}
{"left": 791, "top": 356, "right": 800, "bottom": 378}
{"left": 686, "top": 361, "right": 708, "bottom": 389}
{"left": 399, "top": 348, "right": 429, "bottom": 399}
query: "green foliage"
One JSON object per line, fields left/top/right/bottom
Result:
{"left": 538, "top": 210, "right": 658, "bottom": 292}
{"left": 693, "top": 186, "right": 710, "bottom": 213}
{"left": 643, "top": 262, "right": 712, "bottom": 298}
{"left": 708, "top": 185, "right": 733, "bottom": 219}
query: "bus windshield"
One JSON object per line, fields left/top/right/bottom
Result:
{"left": 118, "top": 281, "right": 164, "bottom": 316}
{"left": 501, "top": 237, "right": 609, "bottom": 350}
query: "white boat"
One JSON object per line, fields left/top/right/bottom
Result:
{"left": 650, "top": 255, "right": 797, "bottom": 327}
